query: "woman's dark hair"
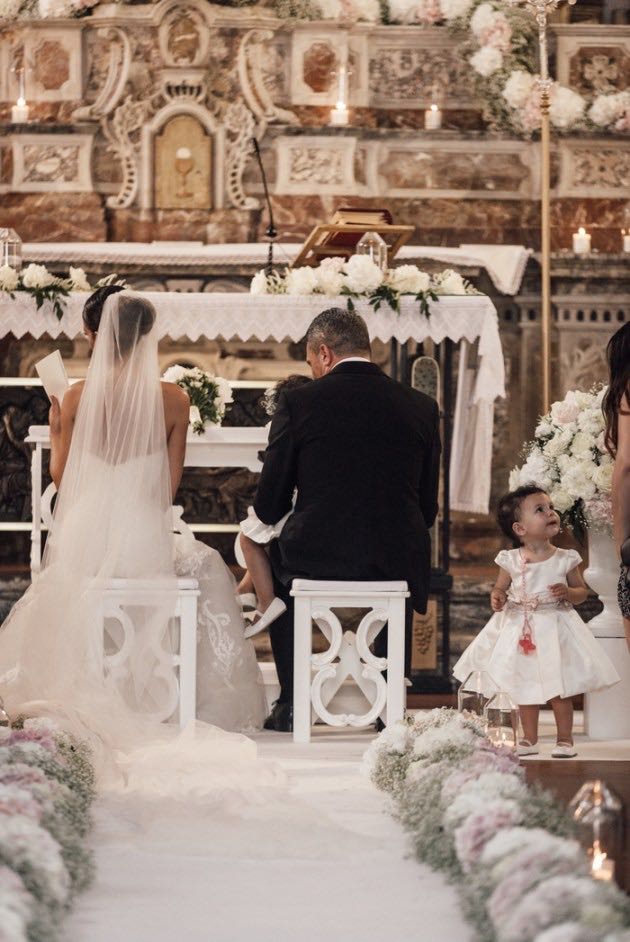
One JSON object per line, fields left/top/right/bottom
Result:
{"left": 116, "top": 294, "right": 156, "bottom": 357}
{"left": 602, "top": 322, "right": 630, "bottom": 457}
{"left": 82, "top": 284, "right": 125, "bottom": 333}
{"left": 263, "top": 373, "right": 312, "bottom": 416}
{"left": 497, "top": 483, "right": 549, "bottom": 547}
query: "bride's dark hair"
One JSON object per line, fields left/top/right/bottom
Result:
{"left": 83, "top": 284, "right": 125, "bottom": 333}
{"left": 603, "top": 322, "right": 630, "bottom": 457}
{"left": 116, "top": 294, "right": 156, "bottom": 357}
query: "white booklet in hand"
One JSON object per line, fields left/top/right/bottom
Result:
{"left": 35, "top": 350, "right": 70, "bottom": 403}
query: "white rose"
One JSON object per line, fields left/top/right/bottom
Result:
{"left": 550, "top": 85, "right": 586, "bottom": 130}
{"left": 470, "top": 46, "right": 503, "bottom": 77}
{"left": 535, "top": 419, "right": 554, "bottom": 439}
{"left": 0, "top": 265, "right": 19, "bottom": 292}
{"left": 343, "top": 255, "right": 384, "bottom": 295}
{"left": 162, "top": 364, "right": 188, "bottom": 384}
{"left": 549, "top": 488, "right": 574, "bottom": 514}
{"left": 386, "top": 265, "right": 431, "bottom": 294}
{"left": 21, "top": 263, "right": 55, "bottom": 289}
{"left": 543, "top": 428, "right": 574, "bottom": 459}
{"left": 285, "top": 266, "right": 318, "bottom": 296}
{"left": 357, "top": 0, "right": 381, "bottom": 21}
{"left": 250, "top": 270, "right": 269, "bottom": 296}
{"left": 470, "top": 2, "right": 496, "bottom": 36}
{"left": 592, "top": 463, "right": 614, "bottom": 493}
{"left": 550, "top": 395, "right": 579, "bottom": 426}
{"left": 315, "top": 0, "right": 343, "bottom": 16}
{"left": 440, "top": 0, "right": 474, "bottom": 19}
{"left": 589, "top": 91, "right": 630, "bottom": 128}
{"left": 68, "top": 266, "right": 91, "bottom": 292}
{"left": 519, "top": 450, "right": 553, "bottom": 490}
{"left": 570, "top": 431, "right": 595, "bottom": 458}
{"left": 503, "top": 70, "right": 537, "bottom": 110}
{"left": 386, "top": 0, "right": 418, "bottom": 22}
{"left": 435, "top": 269, "right": 466, "bottom": 295}
{"left": 314, "top": 257, "right": 345, "bottom": 297}
{"left": 214, "top": 376, "right": 233, "bottom": 406}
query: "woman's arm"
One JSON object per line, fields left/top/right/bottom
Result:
{"left": 166, "top": 385, "right": 190, "bottom": 498}
{"left": 612, "top": 395, "right": 630, "bottom": 554}
{"left": 49, "top": 383, "right": 83, "bottom": 488}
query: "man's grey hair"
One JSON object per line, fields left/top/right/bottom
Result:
{"left": 305, "top": 307, "right": 371, "bottom": 357}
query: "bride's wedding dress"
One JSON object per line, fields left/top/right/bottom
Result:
{"left": 0, "top": 293, "right": 276, "bottom": 796}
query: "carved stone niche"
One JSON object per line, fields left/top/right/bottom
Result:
{"left": 140, "top": 102, "right": 225, "bottom": 212}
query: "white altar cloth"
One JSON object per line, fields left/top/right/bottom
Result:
{"left": 5, "top": 292, "right": 505, "bottom": 514}
{"left": 22, "top": 241, "right": 531, "bottom": 295}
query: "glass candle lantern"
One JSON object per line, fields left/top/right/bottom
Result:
{"left": 356, "top": 231, "right": 387, "bottom": 271}
{"left": 569, "top": 780, "right": 623, "bottom": 883}
{"left": 0, "top": 229, "right": 22, "bottom": 271}
{"left": 457, "top": 670, "right": 497, "bottom": 719}
{"left": 483, "top": 691, "right": 519, "bottom": 749}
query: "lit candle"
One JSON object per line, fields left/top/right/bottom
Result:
{"left": 424, "top": 103, "right": 442, "bottom": 130}
{"left": 572, "top": 227, "right": 591, "bottom": 255}
{"left": 591, "top": 841, "right": 615, "bottom": 881}
{"left": 623, "top": 230, "right": 630, "bottom": 253}
{"left": 330, "top": 64, "right": 349, "bottom": 127}
{"left": 11, "top": 96, "right": 29, "bottom": 123}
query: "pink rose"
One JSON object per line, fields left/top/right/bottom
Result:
{"left": 480, "top": 18, "right": 512, "bottom": 51}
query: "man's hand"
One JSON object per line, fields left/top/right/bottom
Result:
{"left": 49, "top": 396, "right": 61, "bottom": 437}
{"left": 548, "top": 583, "right": 569, "bottom": 601}
{"left": 491, "top": 588, "right": 507, "bottom": 612}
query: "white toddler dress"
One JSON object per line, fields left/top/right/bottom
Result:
{"left": 453, "top": 547, "right": 620, "bottom": 705}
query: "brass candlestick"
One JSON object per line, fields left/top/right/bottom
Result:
{"left": 506, "top": 0, "right": 575, "bottom": 413}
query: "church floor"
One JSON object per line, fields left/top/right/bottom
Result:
{"left": 65, "top": 728, "right": 473, "bottom": 942}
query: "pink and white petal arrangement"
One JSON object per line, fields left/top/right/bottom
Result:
{"left": 509, "top": 387, "right": 613, "bottom": 534}
{"left": 365, "top": 708, "right": 630, "bottom": 941}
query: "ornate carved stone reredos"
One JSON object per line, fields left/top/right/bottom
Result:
{"left": 159, "top": 2, "right": 210, "bottom": 67}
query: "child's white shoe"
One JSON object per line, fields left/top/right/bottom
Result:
{"left": 551, "top": 742, "right": 577, "bottom": 758}
{"left": 517, "top": 740, "right": 539, "bottom": 757}
{"left": 244, "top": 597, "right": 287, "bottom": 639}
{"left": 237, "top": 593, "right": 258, "bottom": 610}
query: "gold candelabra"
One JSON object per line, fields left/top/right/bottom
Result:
{"left": 506, "top": 0, "right": 575, "bottom": 414}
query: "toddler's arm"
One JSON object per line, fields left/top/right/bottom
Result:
{"left": 491, "top": 567, "right": 511, "bottom": 612}
{"left": 548, "top": 566, "right": 588, "bottom": 606}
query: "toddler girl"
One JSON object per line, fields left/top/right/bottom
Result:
{"left": 453, "top": 483, "right": 620, "bottom": 758}
{"left": 236, "top": 374, "right": 312, "bottom": 638}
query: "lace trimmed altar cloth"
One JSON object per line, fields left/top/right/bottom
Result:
{"left": 0, "top": 292, "right": 505, "bottom": 514}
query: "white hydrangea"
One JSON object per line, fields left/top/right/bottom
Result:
{"left": 285, "top": 266, "right": 318, "bottom": 296}
{"left": 446, "top": 794, "right": 520, "bottom": 830}
{"left": 439, "top": 0, "right": 474, "bottom": 20}
{"left": 21, "top": 264, "right": 55, "bottom": 290}
{"left": 591, "top": 462, "right": 613, "bottom": 492}
{"left": 549, "top": 488, "right": 574, "bottom": 514}
{"left": 515, "top": 450, "right": 553, "bottom": 490}
{"left": 387, "top": 0, "right": 422, "bottom": 22}
{"left": 161, "top": 364, "right": 188, "bottom": 384}
{"left": 589, "top": 90, "right": 630, "bottom": 128}
{"left": 386, "top": 265, "right": 431, "bottom": 295}
{"left": 570, "top": 431, "right": 596, "bottom": 458}
{"left": 68, "top": 266, "right": 91, "bottom": 292}
{"left": 0, "top": 265, "right": 19, "bottom": 292}
{"left": 543, "top": 427, "right": 574, "bottom": 459}
{"left": 470, "top": 2, "right": 496, "bottom": 36}
{"left": 342, "top": 255, "right": 384, "bottom": 295}
{"left": 0, "top": 815, "right": 70, "bottom": 905}
{"left": 250, "top": 270, "right": 269, "bottom": 296}
{"left": 23, "top": 717, "right": 59, "bottom": 735}
{"left": 550, "top": 85, "right": 586, "bottom": 130}
{"left": 358, "top": 0, "right": 382, "bottom": 21}
{"left": 314, "top": 257, "right": 345, "bottom": 297}
{"left": 434, "top": 269, "right": 466, "bottom": 295}
{"left": 503, "top": 70, "right": 537, "bottom": 110}
{"left": 470, "top": 46, "right": 503, "bottom": 77}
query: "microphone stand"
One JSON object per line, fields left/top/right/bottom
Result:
{"left": 251, "top": 137, "right": 277, "bottom": 278}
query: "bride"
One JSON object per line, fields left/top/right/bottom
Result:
{"left": 0, "top": 289, "right": 273, "bottom": 791}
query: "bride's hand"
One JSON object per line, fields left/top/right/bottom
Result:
{"left": 49, "top": 396, "right": 61, "bottom": 437}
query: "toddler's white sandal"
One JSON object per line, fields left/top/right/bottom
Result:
{"left": 517, "top": 740, "right": 539, "bottom": 757}
{"left": 244, "top": 597, "right": 287, "bottom": 639}
{"left": 551, "top": 742, "right": 577, "bottom": 758}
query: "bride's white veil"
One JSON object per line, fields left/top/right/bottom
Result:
{"left": 0, "top": 292, "right": 277, "bottom": 793}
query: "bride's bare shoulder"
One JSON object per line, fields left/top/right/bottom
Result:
{"left": 62, "top": 380, "right": 85, "bottom": 414}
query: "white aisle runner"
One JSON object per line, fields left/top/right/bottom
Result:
{"left": 66, "top": 730, "right": 472, "bottom": 942}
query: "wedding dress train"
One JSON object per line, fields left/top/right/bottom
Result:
{"left": 0, "top": 292, "right": 278, "bottom": 797}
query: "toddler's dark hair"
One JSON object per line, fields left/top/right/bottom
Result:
{"left": 497, "top": 483, "right": 549, "bottom": 547}
{"left": 263, "top": 374, "right": 312, "bottom": 416}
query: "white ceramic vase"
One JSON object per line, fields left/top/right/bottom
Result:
{"left": 583, "top": 528, "right": 630, "bottom": 741}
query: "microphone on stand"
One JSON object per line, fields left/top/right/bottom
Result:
{"left": 251, "top": 137, "right": 277, "bottom": 278}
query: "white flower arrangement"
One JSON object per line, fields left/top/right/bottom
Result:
{"left": 509, "top": 387, "right": 613, "bottom": 533}
{"left": 0, "top": 264, "right": 125, "bottom": 321}
{"left": 366, "top": 708, "right": 630, "bottom": 942}
{"left": 161, "top": 364, "right": 233, "bottom": 434}
{"left": 250, "top": 261, "right": 477, "bottom": 318}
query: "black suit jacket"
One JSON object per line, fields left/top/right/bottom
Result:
{"left": 253, "top": 361, "right": 441, "bottom": 612}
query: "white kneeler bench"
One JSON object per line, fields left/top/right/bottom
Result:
{"left": 291, "top": 579, "right": 409, "bottom": 744}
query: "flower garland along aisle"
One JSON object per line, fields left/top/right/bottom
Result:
{"left": 0, "top": 264, "right": 125, "bottom": 322}
{"left": 0, "top": 717, "right": 96, "bottom": 942}
{"left": 250, "top": 257, "right": 477, "bottom": 316}
{"left": 364, "top": 709, "right": 630, "bottom": 942}
{"left": 509, "top": 387, "right": 612, "bottom": 536}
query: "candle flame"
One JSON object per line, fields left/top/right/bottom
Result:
{"left": 578, "top": 227, "right": 586, "bottom": 235}
{"left": 17, "top": 96, "right": 25, "bottom": 107}
{"left": 592, "top": 840, "right": 607, "bottom": 872}
{"left": 430, "top": 103, "right": 438, "bottom": 112}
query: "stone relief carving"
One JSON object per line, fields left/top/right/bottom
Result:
{"left": 289, "top": 147, "right": 344, "bottom": 185}
{"left": 23, "top": 144, "right": 79, "bottom": 183}
{"left": 368, "top": 46, "right": 472, "bottom": 106}
{"left": 224, "top": 101, "right": 258, "bottom": 211}
{"left": 572, "top": 148, "right": 630, "bottom": 189}
{"left": 159, "top": 3, "right": 210, "bottom": 67}
{"left": 73, "top": 28, "right": 131, "bottom": 121}
{"left": 103, "top": 97, "right": 152, "bottom": 208}
{"left": 569, "top": 46, "right": 629, "bottom": 95}
{"left": 238, "top": 29, "right": 298, "bottom": 128}
{"left": 11, "top": 134, "right": 93, "bottom": 193}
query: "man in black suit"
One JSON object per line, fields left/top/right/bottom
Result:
{"left": 254, "top": 307, "right": 441, "bottom": 731}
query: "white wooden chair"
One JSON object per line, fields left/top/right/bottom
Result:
{"left": 291, "top": 579, "right": 409, "bottom": 744}
{"left": 41, "top": 484, "right": 199, "bottom": 728}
